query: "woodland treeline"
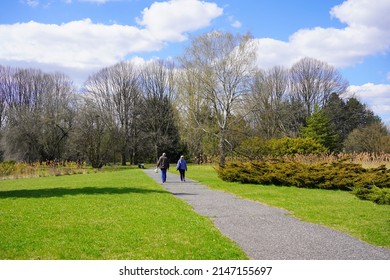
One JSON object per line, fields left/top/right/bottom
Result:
{"left": 0, "top": 32, "right": 389, "bottom": 167}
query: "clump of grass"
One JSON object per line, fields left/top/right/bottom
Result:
{"left": 0, "top": 161, "right": 92, "bottom": 180}
{"left": 284, "top": 152, "right": 390, "bottom": 168}
{"left": 0, "top": 161, "right": 17, "bottom": 176}
{"left": 227, "top": 153, "right": 390, "bottom": 168}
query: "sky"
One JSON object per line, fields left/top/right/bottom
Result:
{"left": 0, "top": 0, "right": 389, "bottom": 124}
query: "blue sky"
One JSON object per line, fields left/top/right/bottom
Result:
{"left": 1, "top": 0, "right": 389, "bottom": 124}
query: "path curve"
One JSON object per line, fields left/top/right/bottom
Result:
{"left": 144, "top": 169, "right": 390, "bottom": 260}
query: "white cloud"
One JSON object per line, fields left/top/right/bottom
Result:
{"left": 64, "top": 0, "right": 117, "bottom": 3}
{"left": 346, "top": 83, "right": 390, "bottom": 123}
{"left": 231, "top": 20, "right": 241, "bottom": 28}
{"left": 0, "top": 0, "right": 223, "bottom": 70}
{"left": 254, "top": 0, "right": 390, "bottom": 70}
{"left": 136, "top": 0, "right": 223, "bottom": 41}
{"left": 24, "top": 0, "right": 40, "bottom": 7}
{"left": 255, "top": 38, "right": 297, "bottom": 68}
{"left": 228, "top": 16, "right": 241, "bottom": 28}
{"left": 0, "top": 19, "right": 159, "bottom": 69}
{"left": 330, "top": 0, "right": 390, "bottom": 30}
{"left": 78, "top": 0, "right": 110, "bottom": 3}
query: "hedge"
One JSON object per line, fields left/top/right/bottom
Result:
{"left": 217, "top": 159, "right": 390, "bottom": 205}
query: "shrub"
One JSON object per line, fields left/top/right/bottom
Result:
{"left": 353, "top": 185, "right": 390, "bottom": 205}
{"left": 268, "top": 137, "right": 329, "bottom": 156}
{"left": 235, "top": 137, "right": 328, "bottom": 159}
{"left": 235, "top": 137, "right": 269, "bottom": 159}
{"left": 0, "top": 161, "right": 17, "bottom": 176}
{"left": 217, "top": 159, "right": 390, "bottom": 204}
{"left": 0, "top": 161, "right": 90, "bottom": 179}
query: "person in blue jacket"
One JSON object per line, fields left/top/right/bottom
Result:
{"left": 176, "top": 155, "right": 188, "bottom": 182}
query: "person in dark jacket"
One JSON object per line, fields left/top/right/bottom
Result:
{"left": 156, "top": 153, "right": 169, "bottom": 183}
{"left": 176, "top": 155, "right": 187, "bottom": 182}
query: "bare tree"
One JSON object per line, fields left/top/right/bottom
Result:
{"left": 179, "top": 31, "right": 257, "bottom": 165}
{"left": 70, "top": 99, "right": 110, "bottom": 168}
{"left": 1, "top": 67, "right": 76, "bottom": 162}
{"left": 344, "top": 121, "right": 390, "bottom": 153}
{"left": 83, "top": 61, "right": 141, "bottom": 165}
{"left": 176, "top": 64, "right": 216, "bottom": 161}
{"left": 0, "top": 66, "right": 10, "bottom": 130}
{"left": 0, "top": 66, "right": 11, "bottom": 160}
{"left": 40, "top": 72, "right": 77, "bottom": 161}
{"left": 249, "top": 66, "right": 289, "bottom": 139}
{"left": 289, "top": 57, "right": 348, "bottom": 117}
{"left": 139, "top": 59, "right": 179, "bottom": 161}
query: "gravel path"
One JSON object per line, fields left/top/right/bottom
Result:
{"left": 144, "top": 168, "right": 390, "bottom": 260}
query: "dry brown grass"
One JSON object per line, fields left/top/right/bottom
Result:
{"left": 286, "top": 153, "right": 390, "bottom": 169}
{"left": 227, "top": 152, "right": 390, "bottom": 169}
{"left": 0, "top": 161, "right": 89, "bottom": 179}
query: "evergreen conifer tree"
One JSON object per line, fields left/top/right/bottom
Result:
{"left": 301, "top": 104, "right": 337, "bottom": 151}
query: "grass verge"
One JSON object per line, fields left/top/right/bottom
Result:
{"left": 0, "top": 168, "right": 247, "bottom": 260}
{"left": 187, "top": 164, "right": 390, "bottom": 249}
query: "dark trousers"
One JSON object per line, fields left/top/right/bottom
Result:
{"left": 178, "top": 169, "right": 186, "bottom": 181}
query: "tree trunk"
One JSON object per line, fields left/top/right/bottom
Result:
{"left": 121, "top": 150, "right": 126, "bottom": 166}
{"left": 219, "top": 130, "right": 226, "bottom": 167}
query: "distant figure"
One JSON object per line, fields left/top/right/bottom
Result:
{"left": 176, "top": 155, "right": 188, "bottom": 182}
{"left": 156, "top": 153, "right": 169, "bottom": 183}
{"left": 137, "top": 163, "right": 145, "bottom": 169}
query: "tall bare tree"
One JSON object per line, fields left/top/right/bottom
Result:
{"left": 1, "top": 67, "right": 76, "bottom": 162}
{"left": 179, "top": 31, "right": 257, "bottom": 165}
{"left": 139, "top": 59, "right": 180, "bottom": 161}
{"left": 0, "top": 66, "right": 10, "bottom": 130}
{"left": 289, "top": 57, "right": 349, "bottom": 117}
{"left": 249, "top": 66, "right": 289, "bottom": 139}
{"left": 83, "top": 61, "right": 140, "bottom": 165}
{"left": 70, "top": 99, "right": 110, "bottom": 168}
{"left": 176, "top": 64, "right": 216, "bottom": 161}
{"left": 40, "top": 72, "right": 77, "bottom": 160}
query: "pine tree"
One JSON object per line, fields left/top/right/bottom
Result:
{"left": 301, "top": 104, "right": 338, "bottom": 151}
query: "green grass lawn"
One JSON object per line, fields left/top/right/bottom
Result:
{"left": 0, "top": 168, "right": 247, "bottom": 260}
{"left": 186, "top": 165, "right": 390, "bottom": 249}
{"left": 2, "top": 164, "right": 388, "bottom": 260}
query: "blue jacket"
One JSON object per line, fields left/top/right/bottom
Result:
{"left": 176, "top": 158, "right": 187, "bottom": 170}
